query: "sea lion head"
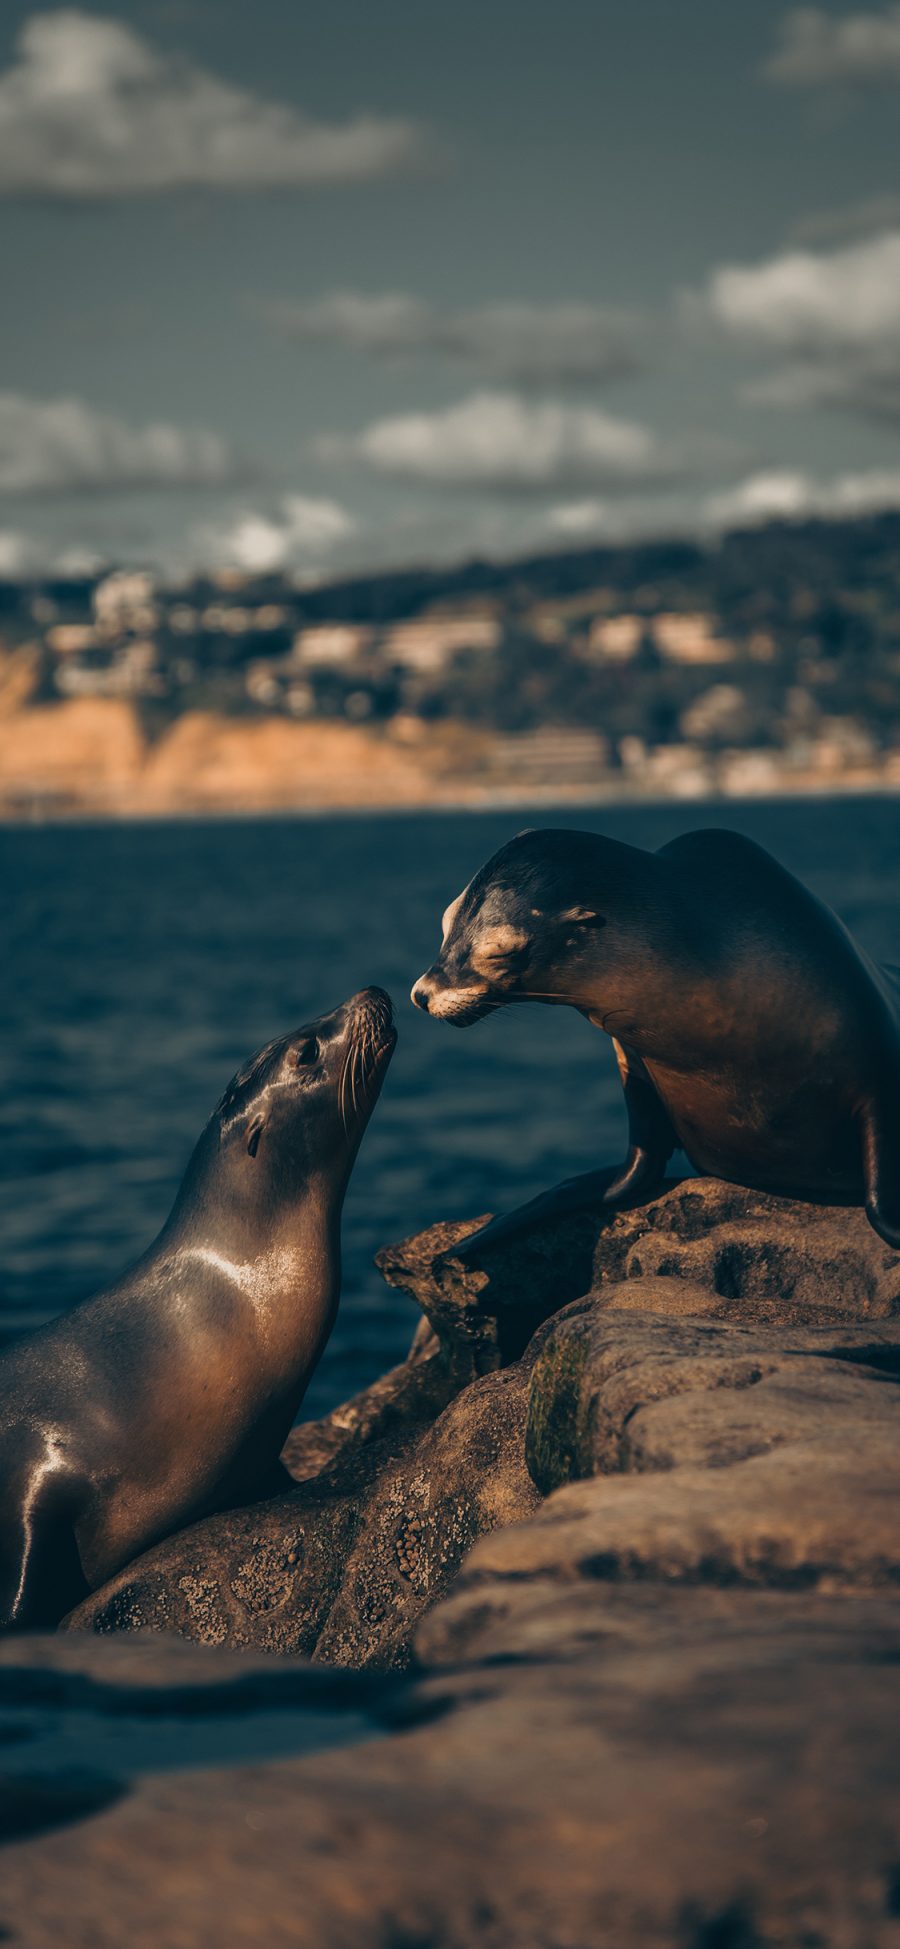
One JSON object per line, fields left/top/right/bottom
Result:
{"left": 411, "top": 830, "right": 610, "bottom": 1025}
{"left": 206, "top": 987, "right": 396, "bottom": 1210}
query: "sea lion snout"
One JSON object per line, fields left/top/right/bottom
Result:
{"left": 410, "top": 966, "right": 492, "bottom": 1024}
{"left": 410, "top": 975, "right": 433, "bottom": 1012}
{"left": 345, "top": 986, "right": 396, "bottom": 1050}
{"left": 312, "top": 987, "right": 394, "bottom": 1053}
{"left": 350, "top": 984, "right": 393, "bottom": 1025}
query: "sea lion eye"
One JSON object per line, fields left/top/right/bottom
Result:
{"left": 560, "top": 908, "right": 605, "bottom": 930}
{"left": 484, "top": 942, "right": 529, "bottom": 967}
{"left": 246, "top": 1116, "right": 265, "bottom": 1157}
{"left": 295, "top": 1037, "right": 319, "bottom": 1067}
{"left": 477, "top": 925, "right": 531, "bottom": 970}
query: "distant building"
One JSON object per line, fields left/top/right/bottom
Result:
{"left": 245, "top": 664, "right": 282, "bottom": 707}
{"left": 383, "top": 612, "right": 500, "bottom": 672}
{"left": 45, "top": 623, "right": 99, "bottom": 656}
{"left": 293, "top": 625, "right": 372, "bottom": 669}
{"left": 200, "top": 604, "right": 291, "bottom": 639}
{"left": 285, "top": 681, "right": 315, "bottom": 716}
{"left": 491, "top": 728, "right": 610, "bottom": 777}
{"left": 588, "top": 615, "right": 644, "bottom": 661}
{"left": 652, "top": 612, "right": 734, "bottom": 664}
{"left": 93, "top": 570, "right": 158, "bottom": 638}
{"left": 680, "top": 684, "right": 750, "bottom": 744}
{"left": 810, "top": 718, "right": 877, "bottom": 772}
{"left": 718, "top": 750, "right": 784, "bottom": 796}
{"left": 56, "top": 637, "right": 162, "bottom": 699}
{"left": 200, "top": 604, "right": 234, "bottom": 633}
{"left": 641, "top": 742, "right": 712, "bottom": 799}
{"left": 168, "top": 604, "right": 201, "bottom": 635}
{"left": 525, "top": 605, "right": 568, "bottom": 646}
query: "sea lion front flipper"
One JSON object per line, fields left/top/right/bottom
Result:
{"left": 447, "top": 1164, "right": 636, "bottom": 1264}
{"left": 450, "top": 1045, "right": 673, "bottom": 1263}
{"left": 862, "top": 1095, "right": 900, "bottom": 1250}
{"left": 607, "top": 1040, "right": 676, "bottom": 1203}
{"left": 0, "top": 1460, "right": 89, "bottom": 1632}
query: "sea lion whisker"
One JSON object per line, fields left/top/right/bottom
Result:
{"left": 338, "top": 1044, "right": 354, "bottom": 1136}
{"left": 350, "top": 1039, "right": 362, "bottom": 1125}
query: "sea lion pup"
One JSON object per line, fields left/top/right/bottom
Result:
{"left": 0, "top": 988, "right": 395, "bottom": 1631}
{"left": 412, "top": 827, "right": 900, "bottom": 1256}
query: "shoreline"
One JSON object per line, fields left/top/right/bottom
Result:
{"left": 3, "top": 775, "right": 900, "bottom": 829}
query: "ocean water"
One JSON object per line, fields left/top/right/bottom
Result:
{"left": 3, "top": 797, "right": 900, "bottom": 1419}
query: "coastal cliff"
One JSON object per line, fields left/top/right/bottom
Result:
{"left": 0, "top": 685, "right": 444, "bottom": 815}
{"left": 2, "top": 649, "right": 898, "bottom": 816}
{"left": 3, "top": 1179, "right": 900, "bottom": 1944}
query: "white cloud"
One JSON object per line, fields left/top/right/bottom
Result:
{"left": 697, "top": 230, "right": 900, "bottom": 355}
{"left": 0, "top": 10, "right": 424, "bottom": 197}
{"left": 263, "top": 293, "right": 645, "bottom": 386}
{"left": 703, "top": 466, "right": 900, "bottom": 529}
{"left": 690, "top": 229, "right": 900, "bottom": 422}
{"left": 0, "top": 392, "right": 240, "bottom": 493}
{"left": 195, "top": 494, "right": 357, "bottom": 573}
{"left": 322, "top": 392, "right": 689, "bottom": 493}
{"left": 766, "top": 5, "right": 900, "bottom": 85}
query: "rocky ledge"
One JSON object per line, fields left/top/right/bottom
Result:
{"left": 5, "top": 1178, "right": 900, "bottom": 1946}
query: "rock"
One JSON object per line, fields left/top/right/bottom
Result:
{"left": 66, "top": 1353, "right": 539, "bottom": 1665}
{"left": 13, "top": 1178, "right": 900, "bottom": 1941}
{"left": 5, "top": 1597, "right": 900, "bottom": 1946}
{"left": 375, "top": 1175, "right": 900, "bottom": 1386}
{"left": 411, "top": 1308, "right": 900, "bottom": 1680}
{"left": 66, "top": 1178, "right": 900, "bottom": 1660}
{"left": 525, "top": 1303, "right": 900, "bottom": 1490}
{"left": 313, "top": 1363, "right": 539, "bottom": 1667}
{"left": 281, "top": 1316, "right": 444, "bottom": 1481}
{"left": 589, "top": 1176, "right": 900, "bottom": 1322}
{"left": 376, "top": 1206, "right": 605, "bottom": 1377}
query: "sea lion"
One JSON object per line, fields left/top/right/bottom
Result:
{"left": 412, "top": 827, "right": 900, "bottom": 1255}
{"left": 0, "top": 987, "right": 395, "bottom": 1631}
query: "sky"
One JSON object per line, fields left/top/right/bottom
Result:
{"left": 1, "top": 0, "right": 900, "bottom": 580}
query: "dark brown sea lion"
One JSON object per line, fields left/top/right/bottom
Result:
{"left": 412, "top": 827, "right": 900, "bottom": 1256}
{"left": 0, "top": 988, "right": 395, "bottom": 1631}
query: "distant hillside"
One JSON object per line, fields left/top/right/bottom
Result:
{"left": 2, "top": 510, "right": 900, "bottom": 816}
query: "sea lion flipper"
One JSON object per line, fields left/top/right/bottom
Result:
{"left": 611, "top": 1040, "right": 676, "bottom": 1194}
{"left": 862, "top": 1096, "right": 900, "bottom": 1251}
{"left": 449, "top": 1049, "right": 673, "bottom": 1262}
{"left": 0, "top": 1460, "right": 89, "bottom": 1632}
{"left": 449, "top": 1157, "right": 663, "bottom": 1263}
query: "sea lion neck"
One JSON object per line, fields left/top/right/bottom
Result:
{"left": 555, "top": 847, "right": 699, "bottom": 1024}
{"left": 160, "top": 1143, "right": 341, "bottom": 1266}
